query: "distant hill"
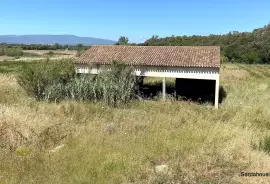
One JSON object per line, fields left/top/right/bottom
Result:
{"left": 0, "top": 35, "right": 116, "bottom": 45}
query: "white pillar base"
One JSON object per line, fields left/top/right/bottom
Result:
{"left": 162, "top": 77, "right": 166, "bottom": 100}
{"left": 215, "top": 78, "right": 220, "bottom": 109}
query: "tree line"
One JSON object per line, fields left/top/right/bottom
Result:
{"left": 139, "top": 24, "right": 270, "bottom": 64}
{"left": 116, "top": 24, "right": 270, "bottom": 64}
{"left": 0, "top": 43, "right": 90, "bottom": 51}
{"left": 0, "top": 43, "right": 91, "bottom": 57}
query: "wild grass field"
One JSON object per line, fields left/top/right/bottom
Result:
{"left": 0, "top": 61, "right": 270, "bottom": 183}
{"left": 0, "top": 50, "right": 76, "bottom": 62}
{"left": 0, "top": 56, "right": 14, "bottom": 61}
{"left": 23, "top": 50, "right": 77, "bottom": 56}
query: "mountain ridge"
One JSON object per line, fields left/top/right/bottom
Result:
{"left": 0, "top": 35, "right": 116, "bottom": 45}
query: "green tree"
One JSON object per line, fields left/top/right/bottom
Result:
{"left": 53, "top": 43, "right": 61, "bottom": 50}
{"left": 76, "top": 43, "right": 84, "bottom": 48}
{"left": 116, "top": 36, "right": 129, "bottom": 45}
{"left": 0, "top": 47, "right": 5, "bottom": 56}
{"left": 142, "top": 23, "right": 270, "bottom": 64}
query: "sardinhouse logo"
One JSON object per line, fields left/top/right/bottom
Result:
{"left": 241, "top": 172, "right": 270, "bottom": 177}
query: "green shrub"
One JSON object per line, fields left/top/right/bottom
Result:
{"left": 241, "top": 52, "right": 261, "bottom": 64}
{"left": 45, "top": 61, "right": 136, "bottom": 106}
{"left": 17, "top": 60, "right": 136, "bottom": 107}
{"left": 259, "top": 135, "right": 270, "bottom": 154}
{"left": 44, "top": 51, "right": 55, "bottom": 57}
{"left": 4, "top": 47, "right": 23, "bottom": 57}
{"left": 0, "top": 47, "right": 5, "bottom": 56}
{"left": 221, "top": 55, "right": 229, "bottom": 64}
{"left": 16, "top": 59, "right": 75, "bottom": 100}
{"left": 96, "top": 61, "right": 136, "bottom": 107}
{"left": 45, "top": 75, "right": 96, "bottom": 102}
{"left": 45, "top": 82, "right": 68, "bottom": 102}
{"left": 67, "top": 75, "right": 97, "bottom": 101}
{"left": 0, "top": 46, "right": 23, "bottom": 56}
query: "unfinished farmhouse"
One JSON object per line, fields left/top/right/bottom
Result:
{"left": 75, "top": 45, "right": 221, "bottom": 108}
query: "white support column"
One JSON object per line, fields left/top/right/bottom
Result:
{"left": 162, "top": 77, "right": 166, "bottom": 100}
{"left": 215, "top": 77, "right": 220, "bottom": 109}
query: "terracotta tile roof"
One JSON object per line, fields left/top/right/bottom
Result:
{"left": 76, "top": 45, "right": 220, "bottom": 68}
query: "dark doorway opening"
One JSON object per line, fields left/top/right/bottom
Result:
{"left": 136, "top": 77, "right": 226, "bottom": 104}
{"left": 175, "top": 78, "right": 214, "bottom": 103}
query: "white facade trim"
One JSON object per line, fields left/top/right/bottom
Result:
{"left": 75, "top": 64, "right": 220, "bottom": 80}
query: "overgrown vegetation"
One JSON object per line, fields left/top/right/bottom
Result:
{"left": 0, "top": 60, "right": 36, "bottom": 74}
{"left": 259, "top": 135, "right": 270, "bottom": 154}
{"left": 17, "top": 60, "right": 136, "bottom": 107}
{"left": 16, "top": 59, "right": 75, "bottom": 100}
{"left": 95, "top": 62, "right": 136, "bottom": 106}
{"left": 0, "top": 46, "right": 23, "bottom": 57}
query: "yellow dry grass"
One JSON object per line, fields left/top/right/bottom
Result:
{"left": 23, "top": 50, "right": 77, "bottom": 56}
{"left": 0, "top": 56, "right": 14, "bottom": 61}
{"left": 0, "top": 64, "right": 270, "bottom": 183}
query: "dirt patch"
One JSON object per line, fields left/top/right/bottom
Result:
{"left": 0, "top": 56, "right": 14, "bottom": 61}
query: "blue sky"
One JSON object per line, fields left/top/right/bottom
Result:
{"left": 0, "top": 0, "right": 269, "bottom": 43}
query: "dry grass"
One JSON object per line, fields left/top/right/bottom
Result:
{"left": 0, "top": 64, "right": 270, "bottom": 183}
{"left": 0, "top": 56, "right": 14, "bottom": 61}
{"left": 13, "top": 55, "right": 75, "bottom": 62}
{"left": 23, "top": 50, "right": 77, "bottom": 56}
{"left": 220, "top": 64, "right": 251, "bottom": 81}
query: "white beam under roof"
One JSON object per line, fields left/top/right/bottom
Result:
{"left": 75, "top": 64, "right": 219, "bottom": 80}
